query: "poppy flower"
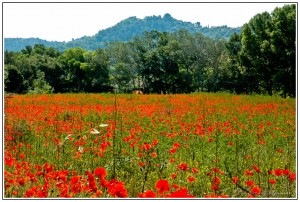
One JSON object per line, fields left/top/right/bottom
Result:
{"left": 151, "top": 152, "right": 157, "bottom": 158}
{"left": 188, "top": 176, "right": 195, "bottom": 182}
{"left": 283, "top": 169, "right": 290, "bottom": 175}
{"left": 245, "top": 180, "right": 254, "bottom": 187}
{"left": 171, "top": 173, "right": 176, "bottom": 179}
{"left": 211, "top": 185, "right": 219, "bottom": 191}
{"left": 94, "top": 167, "right": 107, "bottom": 179}
{"left": 232, "top": 176, "right": 238, "bottom": 184}
{"left": 178, "top": 163, "right": 188, "bottom": 171}
{"left": 269, "top": 179, "right": 277, "bottom": 184}
{"left": 138, "top": 190, "right": 156, "bottom": 198}
{"left": 252, "top": 165, "right": 260, "bottom": 173}
{"left": 274, "top": 169, "right": 283, "bottom": 176}
{"left": 169, "top": 188, "right": 195, "bottom": 198}
{"left": 212, "top": 177, "right": 220, "bottom": 185}
{"left": 192, "top": 168, "right": 199, "bottom": 174}
{"left": 156, "top": 179, "right": 170, "bottom": 195}
{"left": 245, "top": 169, "right": 253, "bottom": 176}
{"left": 251, "top": 186, "right": 261, "bottom": 195}
{"left": 289, "top": 173, "right": 296, "bottom": 182}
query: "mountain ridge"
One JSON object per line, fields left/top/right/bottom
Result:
{"left": 5, "top": 13, "right": 241, "bottom": 52}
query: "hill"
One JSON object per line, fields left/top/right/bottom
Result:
{"left": 5, "top": 13, "right": 241, "bottom": 52}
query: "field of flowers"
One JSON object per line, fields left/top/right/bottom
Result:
{"left": 4, "top": 93, "right": 296, "bottom": 198}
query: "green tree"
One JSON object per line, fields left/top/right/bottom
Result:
{"left": 28, "top": 70, "right": 53, "bottom": 94}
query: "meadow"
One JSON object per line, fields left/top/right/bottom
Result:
{"left": 4, "top": 93, "right": 296, "bottom": 198}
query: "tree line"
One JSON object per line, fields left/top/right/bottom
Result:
{"left": 4, "top": 4, "right": 295, "bottom": 97}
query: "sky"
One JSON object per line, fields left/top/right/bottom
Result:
{"left": 3, "top": 2, "right": 291, "bottom": 42}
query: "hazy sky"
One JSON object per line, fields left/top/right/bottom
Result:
{"left": 3, "top": 2, "right": 290, "bottom": 42}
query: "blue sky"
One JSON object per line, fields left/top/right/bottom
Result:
{"left": 3, "top": 2, "right": 290, "bottom": 42}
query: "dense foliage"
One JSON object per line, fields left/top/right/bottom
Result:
{"left": 4, "top": 5, "right": 295, "bottom": 97}
{"left": 4, "top": 13, "right": 241, "bottom": 52}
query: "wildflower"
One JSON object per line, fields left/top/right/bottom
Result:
{"left": 96, "top": 190, "right": 102, "bottom": 197}
{"left": 138, "top": 190, "right": 156, "bottom": 198}
{"left": 94, "top": 167, "right": 107, "bottom": 180}
{"left": 283, "top": 169, "right": 290, "bottom": 175}
{"left": 20, "top": 153, "right": 26, "bottom": 159}
{"left": 232, "top": 176, "right": 238, "bottom": 184}
{"left": 251, "top": 186, "right": 261, "bottom": 195}
{"left": 253, "top": 165, "right": 260, "bottom": 173}
{"left": 173, "top": 142, "right": 181, "bottom": 148}
{"left": 86, "top": 171, "right": 97, "bottom": 192}
{"left": 107, "top": 180, "right": 128, "bottom": 198}
{"left": 169, "top": 147, "right": 177, "bottom": 154}
{"left": 152, "top": 139, "right": 158, "bottom": 146}
{"left": 90, "top": 129, "right": 100, "bottom": 134}
{"left": 245, "top": 180, "right": 254, "bottom": 187}
{"left": 151, "top": 152, "right": 157, "bottom": 158}
{"left": 274, "top": 169, "right": 283, "bottom": 176}
{"left": 245, "top": 169, "right": 253, "bottom": 176}
{"left": 178, "top": 163, "right": 188, "bottom": 171}
{"left": 188, "top": 176, "right": 195, "bottom": 182}
{"left": 212, "top": 167, "right": 219, "bottom": 173}
{"left": 171, "top": 173, "right": 176, "bottom": 179}
{"left": 212, "top": 177, "right": 220, "bottom": 185}
{"left": 211, "top": 185, "right": 219, "bottom": 191}
{"left": 269, "top": 179, "right": 277, "bottom": 184}
{"left": 169, "top": 188, "right": 195, "bottom": 198}
{"left": 172, "top": 184, "right": 179, "bottom": 189}
{"left": 289, "top": 173, "right": 296, "bottom": 182}
{"left": 138, "top": 162, "right": 145, "bottom": 167}
{"left": 192, "top": 168, "right": 199, "bottom": 174}
{"left": 156, "top": 179, "right": 170, "bottom": 195}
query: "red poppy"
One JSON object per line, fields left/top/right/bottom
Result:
{"left": 138, "top": 162, "right": 145, "bottom": 167}
{"left": 192, "top": 168, "right": 199, "bottom": 174}
{"left": 172, "top": 184, "right": 179, "bottom": 189}
{"left": 155, "top": 179, "right": 170, "bottom": 195}
{"left": 173, "top": 142, "right": 181, "bottom": 148}
{"left": 169, "top": 188, "right": 195, "bottom": 198}
{"left": 178, "top": 163, "right": 188, "bottom": 171}
{"left": 232, "top": 176, "right": 238, "bottom": 184}
{"left": 212, "top": 167, "right": 219, "bottom": 173}
{"left": 245, "top": 169, "right": 253, "bottom": 176}
{"left": 289, "top": 173, "right": 296, "bottom": 182}
{"left": 188, "top": 176, "right": 195, "bottom": 182}
{"left": 138, "top": 190, "right": 156, "bottom": 198}
{"left": 283, "top": 169, "right": 290, "bottom": 175}
{"left": 151, "top": 152, "right": 157, "bottom": 158}
{"left": 251, "top": 186, "right": 261, "bottom": 195}
{"left": 211, "top": 185, "right": 219, "bottom": 191}
{"left": 269, "top": 179, "right": 277, "bottom": 184}
{"left": 94, "top": 167, "right": 107, "bottom": 179}
{"left": 274, "top": 169, "right": 283, "bottom": 176}
{"left": 169, "top": 147, "right": 177, "bottom": 154}
{"left": 252, "top": 165, "right": 260, "bottom": 173}
{"left": 171, "top": 173, "right": 176, "bottom": 179}
{"left": 86, "top": 171, "right": 97, "bottom": 192}
{"left": 212, "top": 177, "right": 220, "bottom": 185}
{"left": 245, "top": 180, "right": 254, "bottom": 187}
{"left": 107, "top": 180, "right": 128, "bottom": 198}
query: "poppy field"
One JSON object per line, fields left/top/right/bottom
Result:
{"left": 4, "top": 93, "right": 296, "bottom": 198}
